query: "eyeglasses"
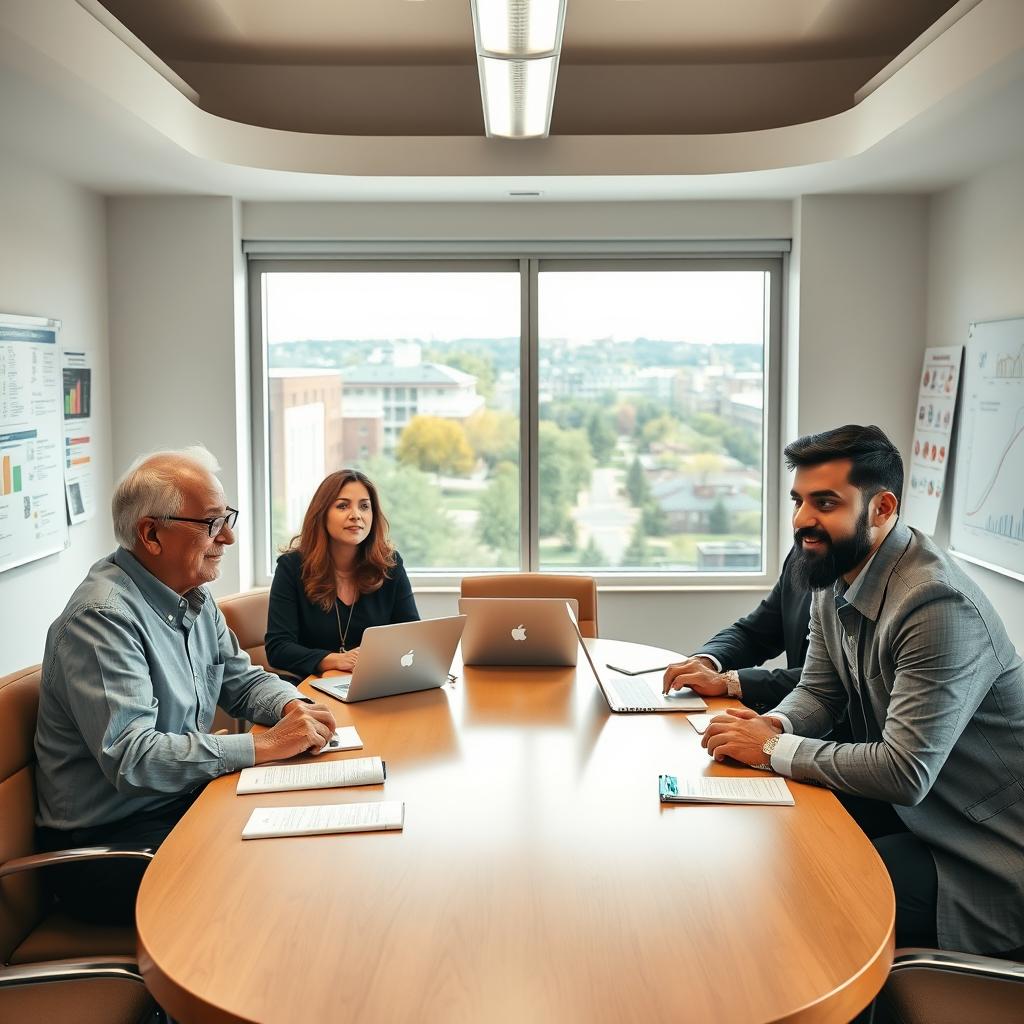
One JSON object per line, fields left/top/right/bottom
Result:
{"left": 155, "top": 507, "right": 239, "bottom": 538}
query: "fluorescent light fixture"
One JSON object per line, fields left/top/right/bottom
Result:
{"left": 478, "top": 55, "right": 559, "bottom": 139}
{"left": 473, "top": 0, "right": 566, "bottom": 58}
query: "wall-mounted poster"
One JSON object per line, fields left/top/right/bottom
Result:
{"left": 903, "top": 345, "right": 962, "bottom": 535}
{"left": 950, "top": 317, "right": 1024, "bottom": 583}
{"left": 0, "top": 313, "right": 68, "bottom": 574}
{"left": 62, "top": 349, "right": 96, "bottom": 524}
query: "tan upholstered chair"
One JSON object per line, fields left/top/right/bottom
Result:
{"left": 217, "top": 587, "right": 273, "bottom": 673}
{"left": 0, "top": 665, "right": 160, "bottom": 1023}
{"left": 874, "top": 948, "right": 1024, "bottom": 1023}
{"left": 460, "top": 573, "right": 599, "bottom": 638}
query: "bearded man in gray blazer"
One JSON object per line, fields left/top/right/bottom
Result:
{"left": 703, "top": 424, "right": 1024, "bottom": 957}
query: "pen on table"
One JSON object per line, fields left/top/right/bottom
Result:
{"left": 605, "top": 663, "right": 669, "bottom": 675}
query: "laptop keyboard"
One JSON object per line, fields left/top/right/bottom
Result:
{"left": 606, "top": 675, "right": 660, "bottom": 709}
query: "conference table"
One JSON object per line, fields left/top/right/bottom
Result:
{"left": 136, "top": 639, "right": 895, "bottom": 1024}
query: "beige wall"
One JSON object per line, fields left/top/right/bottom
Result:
{"left": 106, "top": 196, "right": 251, "bottom": 596}
{"left": 926, "top": 155, "right": 1024, "bottom": 652}
{"left": 0, "top": 154, "right": 114, "bottom": 675}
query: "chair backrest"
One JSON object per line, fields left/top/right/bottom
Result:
{"left": 0, "top": 665, "right": 45, "bottom": 961}
{"left": 460, "top": 574, "right": 599, "bottom": 638}
{"left": 217, "top": 588, "right": 272, "bottom": 673}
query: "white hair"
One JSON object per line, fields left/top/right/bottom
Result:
{"left": 112, "top": 445, "right": 222, "bottom": 548}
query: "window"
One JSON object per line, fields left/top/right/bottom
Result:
{"left": 255, "top": 266, "right": 521, "bottom": 573}
{"left": 250, "top": 256, "right": 780, "bottom": 583}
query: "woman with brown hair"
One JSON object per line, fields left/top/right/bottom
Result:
{"left": 265, "top": 469, "right": 419, "bottom": 680}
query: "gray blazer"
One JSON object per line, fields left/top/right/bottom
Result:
{"left": 772, "top": 521, "right": 1024, "bottom": 954}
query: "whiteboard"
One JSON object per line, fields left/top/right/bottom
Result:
{"left": 0, "top": 313, "right": 68, "bottom": 574}
{"left": 949, "top": 317, "right": 1024, "bottom": 583}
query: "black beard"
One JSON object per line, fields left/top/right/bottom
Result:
{"left": 791, "top": 502, "right": 874, "bottom": 591}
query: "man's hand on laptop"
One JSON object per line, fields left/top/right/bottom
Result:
{"left": 317, "top": 649, "right": 360, "bottom": 674}
{"left": 253, "top": 700, "right": 338, "bottom": 763}
{"left": 663, "top": 657, "right": 729, "bottom": 696}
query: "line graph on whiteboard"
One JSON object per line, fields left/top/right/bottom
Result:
{"left": 951, "top": 319, "right": 1024, "bottom": 581}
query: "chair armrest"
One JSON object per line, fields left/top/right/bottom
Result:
{"left": 891, "top": 948, "right": 1024, "bottom": 981}
{"left": 0, "top": 955, "right": 147, "bottom": 989}
{"left": 0, "top": 844, "right": 155, "bottom": 880}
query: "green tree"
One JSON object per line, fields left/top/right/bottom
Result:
{"left": 362, "top": 458, "right": 453, "bottom": 565}
{"left": 640, "top": 414, "right": 680, "bottom": 451}
{"left": 476, "top": 462, "right": 519, "bottom": 560}
{"left": 708, "top": 497, "right": 731, "bottom": 535}
{"left": 586, "top": 408, "right": 618, "bottom": 465}
{"left": 396, "top": 416, "right": 475, "bottom": 476}
{"left": 538, "top": 421, "right": 593, "bottom": 540}
{"left": 622, "top": 521, "right": 650, "bottom": 566}
{"left": 626, "top": 456, "right": 650, "bottom": 506}
{"left": 579, "top": 536, "right": 605, "bottom": 567}
{"left": 642, "top": 499, "right": 668, "bottom": 537}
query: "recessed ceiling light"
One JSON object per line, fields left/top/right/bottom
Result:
{"left": 508, "top": 191, "right": 543, "bottom": 197}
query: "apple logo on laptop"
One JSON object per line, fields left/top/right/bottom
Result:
{"left": 511, "top": 624, "right": 527, "bottom": 642}
{"left": 400, "top": 650, "right": 415, "bottom": 667}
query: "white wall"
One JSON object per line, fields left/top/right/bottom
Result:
{"left": 926, "top": 156, "right": 1024, "bottom": 652}
{"left": 793, "top": 194, "right": 929, "bottom": 449}
{"left": 0, "top": 154, "right": 113, "bottom": 675}
{"left": 107, "top": 196, "right": 251, "bottom": 595}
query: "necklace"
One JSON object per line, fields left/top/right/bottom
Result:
{"left": 334, "top": 595, "right": 357, "bottom": 652}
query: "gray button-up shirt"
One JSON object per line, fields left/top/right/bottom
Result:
{"left": 35, "top": 548, "right": 299, "bottom": 831}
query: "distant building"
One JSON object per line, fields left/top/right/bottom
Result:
{"left": 268, "top": 369, "right": 344, "bottom": 529}
{"left": 341, "top": 393, "right": 384, "bottom": 464}
{"left": 341, "top": 362, "right": 485, "bottom": 451}
{"left": 650, "top": 476, "right": 760, "bottom": 532}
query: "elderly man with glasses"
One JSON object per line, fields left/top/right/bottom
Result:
{"left": 34, "top": 445, "right": 336, "bottom": 925}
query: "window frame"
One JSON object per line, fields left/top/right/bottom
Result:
{"left": 247, "top": 252, "right": 783, "bottom": 590}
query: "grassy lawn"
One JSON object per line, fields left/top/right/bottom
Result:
{"left": 440, "top": 490, "right": 482, "bottom": 512}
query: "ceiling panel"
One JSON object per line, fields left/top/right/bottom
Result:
{"left": 96, "top": 0, "right": 960, "bottom": 65}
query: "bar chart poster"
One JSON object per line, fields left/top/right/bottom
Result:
{"left": 62, "top": 364, "right": 91, "bottom": 419}
{"left": 950, "top": 317, "right": 1024, "bottom": 582}
{"left": 0, "top": 313, "right": 68, "bottom": 574}
{"left": 62, "top": 351, "right": 96, "bottom": 524}
{"left": 903, "top": 345, "right": 962, "bottom": 535}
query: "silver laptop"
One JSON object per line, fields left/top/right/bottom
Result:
{"left": 458, "top": 597, "right": 580, "bottom": 667}
{"left": 309, "top": 615, "right": 465, "bottom": 703}
{"left": 565, "top": 604, "right": 706, "bottom": 713}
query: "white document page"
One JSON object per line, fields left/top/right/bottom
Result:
{"left": 242, "top": 801, "right": 405, "bottom": 840}
{"left": 311, "top": 726, "right": 363, "bottom": 755}
{"left": 662, "top": 776, "right": 794, "bottom": 805}
{"left": 686, "top": 713, "right": 718, "bottom": 734}
{"left": 237, "top": 756, "right": 384, "bottom": 795}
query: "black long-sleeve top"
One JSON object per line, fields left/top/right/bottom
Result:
{"left": 265, "top": 549, "right": 420, "bottom": 680}
{"left": 692, "top": 548, "right": 811, "bottom": 713}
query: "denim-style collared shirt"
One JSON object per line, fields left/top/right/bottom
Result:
{"left": 35, "top": 548, "right": 298, "bottom": 831}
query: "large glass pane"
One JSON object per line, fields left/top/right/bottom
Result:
{"left": 264, "top": 271, "right": 521, "bottom": 572}
{"left": 538, "top": 269, "right": 768, "bottom": 573}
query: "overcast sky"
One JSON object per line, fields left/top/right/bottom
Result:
{"left": 266, "top": 270, "right": 768, "bottom": 346}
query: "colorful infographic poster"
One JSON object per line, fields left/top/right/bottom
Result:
{"left": 0, "top": 314, "right": 67, "bottom": 573}
{"left": 904, "top": 345, "right": 962, "bottom": 535}
{"left": 62, "top": 351, "right": 95, "bottom": 525}
{"left": 950, "top": 317, "right": 1024, "bottom": 582}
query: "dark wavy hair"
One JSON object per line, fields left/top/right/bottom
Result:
{"left": 784, "top": 424, "right": 904, "bottom": 508}
{"left": 286, "top": 469, "right": 396, "bottom": 612}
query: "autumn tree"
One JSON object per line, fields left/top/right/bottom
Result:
{"left": 396, "top": 416, "right": 475, "bottom": 476}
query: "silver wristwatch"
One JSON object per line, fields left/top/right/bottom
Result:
{"left": 724, "top": 669, "right": 743, "bottom": 699}
{"left": 756, "top": 733, "right": 781, "bottom": 771}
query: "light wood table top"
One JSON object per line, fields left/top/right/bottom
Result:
{"left": 137, "top": 639, "right": 894, "bottom": 1024}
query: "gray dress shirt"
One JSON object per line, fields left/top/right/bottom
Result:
{"left": 35, "top": 548, "right": 299, "bottom": 831}
{"left": 769, "top": 521, "right": 1024, "bottom": 954}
